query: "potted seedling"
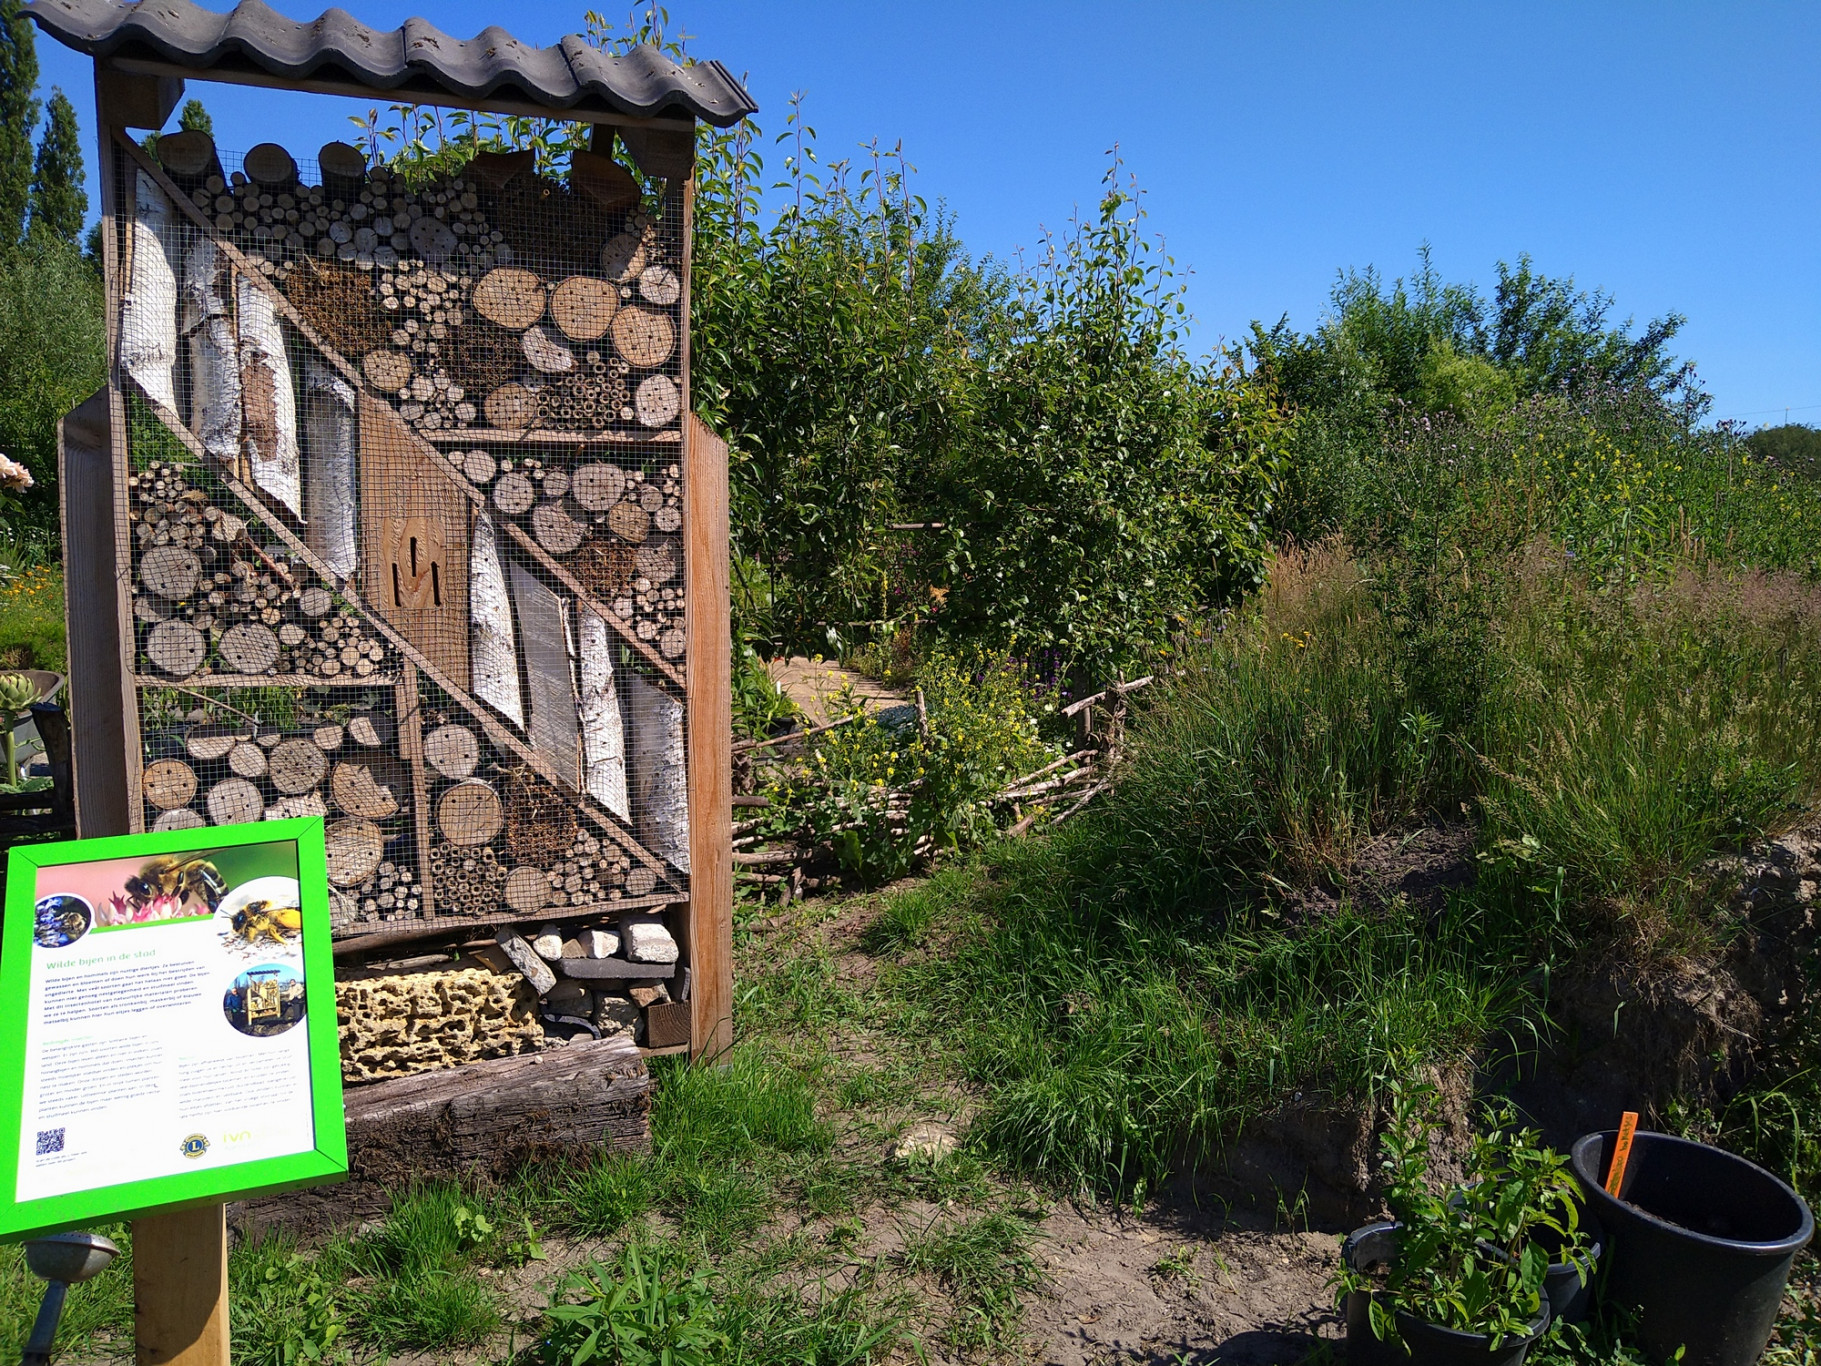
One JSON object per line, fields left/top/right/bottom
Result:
{"left": 1338, "top": 1080, "right": 1596, "bottom": 1366}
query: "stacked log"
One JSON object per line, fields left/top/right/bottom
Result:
{"left": 351, "top": 858, "right": 427, "bottom": 924}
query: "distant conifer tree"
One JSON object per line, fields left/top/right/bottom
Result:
{"left": 0, "top": 0, "right": 40, "bottom": 248}
{"left": 28, "top": 89, "right": 86, "bottom": 244}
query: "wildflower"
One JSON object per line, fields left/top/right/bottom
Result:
{"left": 0, "top": 455, "right": 32, "bottom": 491}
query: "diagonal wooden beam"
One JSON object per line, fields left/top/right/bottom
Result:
{"left": 119, "top": 127, "right": 686, "bottom": 694}
{"left": 128, "top": 382, "right": 683, "bottom": 887}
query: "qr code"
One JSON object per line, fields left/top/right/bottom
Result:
{"left": 35, "top": 1128, "right": 64, "bottom": 1155}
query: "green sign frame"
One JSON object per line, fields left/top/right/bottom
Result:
{"left": 0, "top": 818, "right": 346, "bottom": 1240}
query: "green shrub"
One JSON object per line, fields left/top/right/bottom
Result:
{"left": 0, "top": 562, "right": 62, "bottom": 669}
{"left": 758, "top": 651, "right": 1053, "bottom": 882}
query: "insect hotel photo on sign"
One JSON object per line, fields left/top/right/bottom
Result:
{"left": 12, "top": 0, "right": 746, "bottom": 1249}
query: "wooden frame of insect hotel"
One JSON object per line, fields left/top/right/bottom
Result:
{"left": 34, "top": 0, "right": 750, "bottom": 1128}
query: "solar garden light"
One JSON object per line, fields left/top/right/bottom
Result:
{"left": 19, "top": 1230, "right": 118, "bottom": 1366}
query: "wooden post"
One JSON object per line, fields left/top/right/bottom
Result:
{"left": 132, "top": 1204, "right": 229, "bottom": 1365}
{"left": 685, "top": 408, "right": 732, "bottom": 1061}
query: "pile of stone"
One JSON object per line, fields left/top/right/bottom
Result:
{"left": 490, "top": 912, "right": 682, "bottom": 1046}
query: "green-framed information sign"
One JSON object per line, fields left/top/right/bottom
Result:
{"left": 0, "top": 818, "right": 346, "bottom": 1240}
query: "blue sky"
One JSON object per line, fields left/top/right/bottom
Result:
{"left": 27, "top": 1, "right": 1821, "bottom": 426}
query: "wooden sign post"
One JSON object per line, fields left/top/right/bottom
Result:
{"left": 0, "top": 821, "right": 347, "bottom": 1361}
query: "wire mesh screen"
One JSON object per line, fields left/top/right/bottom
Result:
{"left": 113, "top": 134, "right": 693, "bottom": 1010}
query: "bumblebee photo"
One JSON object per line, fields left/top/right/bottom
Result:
{"left": 222, "top": 962, "right": 306, "bottom": 1038}
{"left": 32, "top": 894, "right": 90, "bottom": 948}
{"left": 216, "top": 876, "right": 305, "bottom": 959}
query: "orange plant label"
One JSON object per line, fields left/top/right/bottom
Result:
{"left": 1605, "top": 1110, "right": 1640, "bottom": 1196}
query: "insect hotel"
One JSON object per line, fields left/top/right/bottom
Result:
{"left": 34, "top": 0, "right": 749, "bottom": 1205}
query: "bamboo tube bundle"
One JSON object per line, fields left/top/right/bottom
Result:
{"left": 236, "top": 276, "right": 303, "bottom": 518}
{"left": 427, "top": 839, "right": 508, "bottom": 916}
{"left": 302, "top": 358, "right": 358, "bottom": 580}
{"left": 470, "top": 511, "right": 523, "bottom": 726}
{"left": 626, "top": 670, "right": 688, "bottom": 874}
{"left": 179, "top": 234, "right": 242, "bottom": 462}
{"left": 123, "top": 169, "right": 182, "bottom": 413}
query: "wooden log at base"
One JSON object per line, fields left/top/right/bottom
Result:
{"left": 424, "top": 724, "right": 479, "bottom": 780}
{"left": 219, "top": 622, "right": 281, "bottom": 674}
{"left": 142, "top": 758, "right": 199, "bottom": 809}
{"left": 206, "top": 777, "right": 264, "bottom": 826}
{"left": 244, "top": 142, "right": 299, "bottom": 188}
{"left": 269, "top": 738, "right": 329, "bottom": 794}
{"left": 325, "top": 815, "right": 385, "bottom": 886}
{"left": 550, "top": 277, "right": 618, "bottom": 343}
{"left": 155, "top": 129, "right": 221, "bottom": 187}
{"left": 231, "top": 1035, "right": 650, "bottom": 1234}
{"left": 145, "top": 619, "right": 206, "bottom": 676}
{"left": 318, "top": 141, "right": 367, "bottom": 200}
{"left": 472, "top": 268, "right": 547, "bottom": 332}
{"left": 437, "top": 779, "right": 504, "bottom": 846}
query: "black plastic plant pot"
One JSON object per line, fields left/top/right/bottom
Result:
{"left": 1571, "top": 1130, "right": 1814, "bottom": 1366}
{"left": 1342, "top": 1223, "right": 1552, "bottom": 1366}
{"left": 1528, "top": 1216, "right": 1602, "bottom": 1326}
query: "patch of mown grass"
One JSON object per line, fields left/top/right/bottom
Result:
{"left": 900, "top": 1208, "right": 1046, "bottom": 1355}
{"left": 334, "top": 1185, "right": 504, "bottom": 1354}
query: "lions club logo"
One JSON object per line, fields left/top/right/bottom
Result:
{"left": 180, "top": 1134, "right": 209, "bottom": 1159}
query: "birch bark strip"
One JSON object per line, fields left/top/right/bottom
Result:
{"left": 578, "top": 604, "right": 629, "bottom": 819}
{"left": 508, "top": 560, "right": 582, "bottom": 791}
{"left": 302, "top": 359, "right": 358, "bottom": 579}
{"left": 237, "top": 275, "right": 303, "bottom": 518}
{"left": 122, "top": 169, "right": 180, "bottom": 412}
{"left": 180, "top": 234, "right": 242, "bottom": 462}
{"left": 470, "top": 510, "right": 524, "bottom": 726}
{"left": 626, "top": 668, "right": 688, "bottom": 873}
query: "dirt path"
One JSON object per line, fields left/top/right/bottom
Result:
{"left": 767, "top": 655, "right": 910, "bottom": 726}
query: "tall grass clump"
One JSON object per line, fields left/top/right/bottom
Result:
{"left": 1477, "top": 554, "right": 1821, "bottom": 953}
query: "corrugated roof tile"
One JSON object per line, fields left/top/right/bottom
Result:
{"left": 25, "top": 0, "right": 757, "bottom": 124}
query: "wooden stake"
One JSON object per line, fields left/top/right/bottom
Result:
{"left": 133, "top": 1202, "right": 229, "bottom": 1365}
{"left": 1605, "top": 1110, "right": 1640, "bottom": 1196}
